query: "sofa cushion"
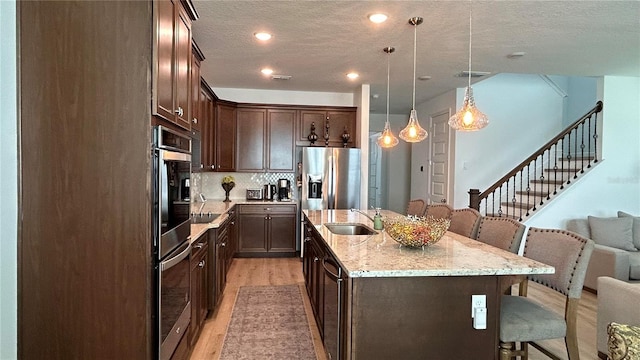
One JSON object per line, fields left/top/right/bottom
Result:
{"left": 629, "top": 251, "right": 640, "bottom": 280}
{"left": 588, "top": 216, "right": 637, "bottom": 252}
{"left": 618, "top": 211, "right": 640, "bottom": 250}
{"left": 607, "top": 322, "right": 640, "bottom": 360}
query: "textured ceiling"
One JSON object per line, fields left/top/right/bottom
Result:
{"left": 192, "top": 1, "right": 640, "bottom": 114}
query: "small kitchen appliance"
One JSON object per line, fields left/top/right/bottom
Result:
{"left": 181, "top": 178, "right": 190, "bottom": 201}
{"left": 246, "top": 188, "right": 263, "bottom": 200}
{"left": 277, "top": 179, "right": 290, "bottom": 200}
{"left": 263, "top": 184, "right": 277, "bottom": 200}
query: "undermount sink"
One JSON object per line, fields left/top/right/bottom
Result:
{"left": 324, "top": 223, "right": 378, "bottom": 236}
{"left": 191, "top": 213, "right": 220, "bottom": 224}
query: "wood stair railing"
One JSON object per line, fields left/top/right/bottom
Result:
{"left": 469, "top": 101, "right": 603, "bottom": 220}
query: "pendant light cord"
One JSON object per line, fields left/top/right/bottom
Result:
{"left": 412, "top": 22, "right": 417, "bottom": 110}
{"left": 386, "top": 48, "right": 390, "bottom": 125}
{"left": 468, "top": 1, "right": 473, "bottom": 89}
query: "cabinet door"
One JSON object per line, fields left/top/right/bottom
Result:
{"left": 154, "top": 0, "right": 175, "bottom": 121}
{"left": 215, "top": 103, "right": 236, "bottom": 171}
{"left": 174, "top": 4, "right": 191, "bottom": 130}
{"left": 190, "top": 50, "right": 201, "bottom": 132}
{"left": 201, "top": 89, "right": 214, "bottom": 171}
{"left": 236, "top": 108, "right": 266, "bottom": 172}
{"left": 328, "top": 110, "right": 356, "bottom": 147}
{"left": 299, "top": 110, "right": 327, "bottom": 144}
{"left": 268, "top": 214, "right": 296, "bottom": 252}
{"left": 226, "top": 210, "right": 237, "bottom": 268}
{"left": 267, "top": 109, "right": 296, "bottom": 172}
{"left": 238, "top": 214, "right": 268, "bottom": 253}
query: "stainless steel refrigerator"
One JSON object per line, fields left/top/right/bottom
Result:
{"left": 301, "top": 147, "right": 361, "bottom": 210}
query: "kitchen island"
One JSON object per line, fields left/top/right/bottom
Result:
{"left": 302, "top": 209, "right": 554, "bottom": 360}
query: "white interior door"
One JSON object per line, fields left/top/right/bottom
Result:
{"left": 429, "top": 110, "right": 451, "bottom": 204}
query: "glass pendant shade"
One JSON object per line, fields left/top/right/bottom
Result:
{"left": 399, "top": 109, "right": 428, "bottom": 142}
{"left": 400, "top": 17, "right": 427, "bottom": 143}
{"left": 377, "top": 123, "right": 399, "bottom": 148}
{"left": 378, "top": 46, "right": 399, "bottom": 149}
{"left": 448, "top": 86, "right": 489, "bottom": 131}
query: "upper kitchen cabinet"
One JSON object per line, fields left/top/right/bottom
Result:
{"left": 190, "top": 41, "right": 204, "bottom": 132}
{"left": 153, "top": 0, "right": 198, "bottom": 131}
{"left": 214, "top": 102, "right": 237, "bottom": 172}
{"left": 298, "top": 108, "right": 357, "bottom": 148}
{"left": 236, "top": 106, "right": 296, "bottom": 172}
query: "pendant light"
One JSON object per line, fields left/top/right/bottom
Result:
{"left": 448, "top": 1, "right": 489, "bottom": 131}
{"left": 377, "top": 47, "right": 399, "bottom": 148}
{"left": 399, "top": 17, "right": 428, "bottom": 143}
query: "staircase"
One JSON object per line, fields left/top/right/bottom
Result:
{"left": 470, "top": 101, "right": 603, "bottom": 221}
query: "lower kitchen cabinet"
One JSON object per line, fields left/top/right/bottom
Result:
{"left": 237, "top": 204, "right": 297, "bottom": 257}
{"left": 302, "top": 219, "right": 325, "bottom": 336}
{"left": 215, "top": 219, "right": 229, "bottom": 304}
{"left": 189, "top": 234, "right": 208, "bottom": 347}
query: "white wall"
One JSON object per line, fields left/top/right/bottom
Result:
{"left": 370, "top": 113, "right": 412, "bottom": 214}
{"left": 526, "top": 76, "right": 640, "bottom": 228}
{"left": 452, "top": 73, "right": 566, "bottom": 208}
{"left": 0, "top": 0, "right": 18, "bottom": 358}
{"left": 212, "top": 87, "right": 354, "bottom": 107}
{"left": 355, "top": 84, "right": 370, "bottom": 209}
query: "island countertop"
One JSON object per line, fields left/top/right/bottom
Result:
{"left": 303, "top": 209, "right": 554, "bottom": 278}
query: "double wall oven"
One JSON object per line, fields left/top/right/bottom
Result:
{"left": 153, "top": 126, "right": 192, "bottom": 360}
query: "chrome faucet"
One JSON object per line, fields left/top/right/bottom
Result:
{"left": 350, "top": 208, "right": 375, "bottom": 223}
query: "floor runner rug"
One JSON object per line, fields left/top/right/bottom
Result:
{"left": 219, "top": 285, "right": 317, "bottom": 360}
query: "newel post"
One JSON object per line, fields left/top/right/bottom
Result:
{"left": 469, "top": 189, "right": 480, "bottom": 211}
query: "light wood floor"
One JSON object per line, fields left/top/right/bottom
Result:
{"left": 190, "top": 258, "right": 599, "bottom": 360}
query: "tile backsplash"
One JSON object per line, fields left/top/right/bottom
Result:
{"left": 191, "top": 172, "right": 296, "bottom": 201}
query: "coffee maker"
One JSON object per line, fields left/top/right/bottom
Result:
{"left": 277, "top": 179, "right": 290, "bottom": 201}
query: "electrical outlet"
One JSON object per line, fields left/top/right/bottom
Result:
{"left": 471, "top": 294, "right": 486, "bottom": 318}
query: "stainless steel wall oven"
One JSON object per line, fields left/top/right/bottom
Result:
{"left": 153, "top": 126, "right": 192, "bottom": 360}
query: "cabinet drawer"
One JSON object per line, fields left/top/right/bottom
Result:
{"left": 238, "top": 204, "right": 296, "bottom": 214}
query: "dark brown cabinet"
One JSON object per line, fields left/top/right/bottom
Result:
{"left": 302, "top": 218, "right": 325, "bottom": 336}
{"left": 298, "top": 108, "right": 357, "bottom": 147}
{"left": 226, "top": 207, "right": 237, "bottom": 269}
{"left": 214, "top": 102, "right": 236, "bottom": 172}
{"left": 236, "top": 107, "right": 296, "bottom": 172}
{"left": 237, "top": 204, "right": 297, "bottom": 256}
{"left": 153, "top": 0, "right": 192, "bottom": 130}
{"left": 189, "top": 235, "right": 208, "bottom": 347}
{"left": 190, "top": 42, "right": 204, "bottom": 132}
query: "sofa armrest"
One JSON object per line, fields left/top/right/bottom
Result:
{"left": 596, "top": 277, "right": 640, "bottom": 356}
{"left": 584, "top": 244, "right": 630, "bottom": 290}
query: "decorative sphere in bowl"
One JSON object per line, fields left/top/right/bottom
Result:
{"left": 383, "top": 216, "right": 450, "bottom": 248}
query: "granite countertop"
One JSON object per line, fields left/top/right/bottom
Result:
{"left": 303, "top": 209, "right": 555, "bottom": 278}
{"left": 189, "top": 199, "right": 297, "bottom": 243}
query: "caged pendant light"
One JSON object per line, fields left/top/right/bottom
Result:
{"left": 399, "top": 17, "right": 428, "bottom": 143}
{"left": 448, "top": 1, "right": 489, "bottom": 131}
{"left": 377, "top": 46, "right": 399, "bottom": 148}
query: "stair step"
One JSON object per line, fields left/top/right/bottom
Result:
{"left": 484, "top": 213, "right": 521, "bottom": 220}
{"left": 515, "top": 191, "right": 550, "bottom": 197}
{"left": 558, "top": 156, "right": 595, "bottom": 161}
{"left": 544, "top": 168, "right": 581, "bottom": 172}
{"left": 501, "top": 202, "right": 535, "bottom": 209}
{"left": 530, "top": 179, "right": 565, "bottom": 185}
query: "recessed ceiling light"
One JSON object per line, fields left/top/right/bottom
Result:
{"left": 346, "top": 72, "right": 359, "bottom": 80}
{"left": 418, "top": 75, "right": 431, "bottom": 81}
{"left": 261, "top": 68, "right": 274, "bottom": 75}
{"left": 254, "top": 32, "right": 272, "bottom": 41}
{"left": 368, "top": 13, "right": 388, "bottom": 24}
{"left": 507, "top": 51, "right": 526, "bottom": 59}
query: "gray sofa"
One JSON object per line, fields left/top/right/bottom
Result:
{"left": 566, "top": 212, "right": 640, "bottom": 291}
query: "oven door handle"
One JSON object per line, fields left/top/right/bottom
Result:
{"left": 161, "top": 242, "right": 190, "bottom": 271}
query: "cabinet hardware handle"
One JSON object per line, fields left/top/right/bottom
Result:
{"left": 200, "top": 164, "right": 204, "bottom": 169}
{"left": 304, "top": 237, "right": 311, "bottom": 243}
{"left": 210, "top": 165, "right": 215, "bottom": 169}
{"left": 199, "top": 260, "right": 205, "bottom": 267}
{"left": 221, "top": 242, "right": 226, "bottom": 247}
{"left": 231, "top": 221, "right": 235, "bottom": 225}
{"left": 265, "top": 207, "right": 271, "bottom": 211}
{"left": 313, "top": 257, "right": 319, "bottom": 262}
{"left": 192, "top": 118, "right": 198, "bottom": 124}
{"left": 194, "top": 243, "right": 203, "bottom": 249}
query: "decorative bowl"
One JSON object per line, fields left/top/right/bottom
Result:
{"left": 383, "top": 216, "right": 450, "bottom": 248}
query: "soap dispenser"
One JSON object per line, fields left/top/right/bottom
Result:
{"left": 373, "top": 208, "right": 384, "bottom": 230}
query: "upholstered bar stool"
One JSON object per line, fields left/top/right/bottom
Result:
{"left": 499, "top": 228, "right": 595, "bottom": 360}
{"left": 449, "top": 208, "right": 482, "bottom": 239}
{"left": 424, "top": 203, "right": 453, "bottom": 220}
{"left": 475, "top": 216, "right": 525, "bottom": 254}
{"left": 406, "top": 199, "right": 426, "bottom": 217}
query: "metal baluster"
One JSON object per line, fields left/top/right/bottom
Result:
{"left": 580, "top": 120, "right": 586, "bottom": 173}
{"left": 566, "top": 132, "right": 572, "bottom": 185}
{"left": 552, "top": 143, "right": 559, "bottom": 195}
{"left": 587, "top": 114, "right": 592, "bottom": 168}
{"left": 525, "top": 164, "right": 531, "bottom": 217}
{"left": 498, "top": 187, "right": 502, "bottom": 217}
{"left": 532, "top": 158, "right": 538, "bottom": 211}
{"left": 594, "top": 111, "right": 599, "bottom": 163}
{"left": 518, "top": 170, "right": 523, "bottom": 221}
{"left": 573, "top": 126, "right": 579, "bottom": 179}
